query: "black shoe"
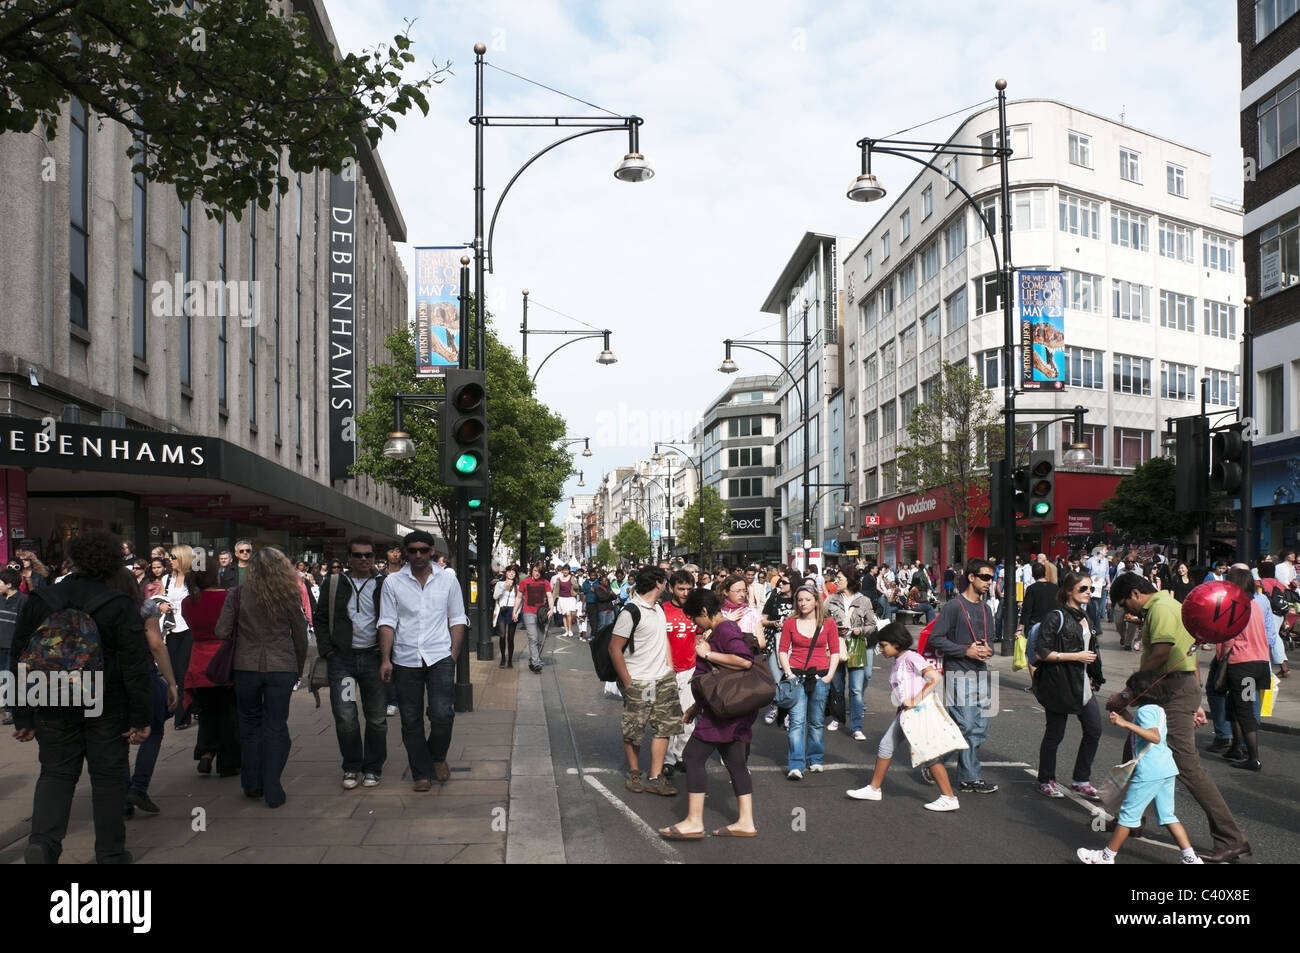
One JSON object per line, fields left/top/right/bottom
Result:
{"left": 1223, "top": 747, "right": 1247, "bottom": 761}
{"left": 507, "top": 660, "right": 514, "bottom": 668}
{"left": 1228, "top": 758, "right": 1261, "bottom": 772}
{"left": 127, "top": 790, "right": 160, "bottom": 815}
{"left": 244, "top": 788, "right": 264, "bottom": 799}
{"left": 267, "top": 795, "right": 286, "bottom": 808}
{"left": 174, "top": 719, "right": 192, "bottom": 731}
{"left": 197, "top": 754, "right": 214, "bottom": 774}
{"left": 1198, "top": 842, "right": 1252, "bottom": 863}
{"left": 1205, "top": 738, "right": 1232, "bottom": 753}
{"left": 218, "top": 766, "right": 241, "bottom": 778}
{"left": 959, "top": 780, "right": 999, "bottom": 794}
{"left": 499, "top": 657, "right": 506, "bottom": 668}
{"left": 24, "top": 842, "right": 53, "bottom": 864}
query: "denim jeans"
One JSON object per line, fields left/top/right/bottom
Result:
{"left": 392, "top": 655, "right": 456, "bottom": 782}
{"left": 522, "top": 612, "right": 545, "bottom": 667}
{"left": 597, "top": 609, "right": 614, "bottom": 631}
{"left": 233, "top": 670, "right": 296, "bottom": 804}
{"left": 831, "top": 666, "right": 868, "bottom": 733}
{"left": 786, "top": 676, "right": 829, "bottom": 771}
{"left": 947, "top": 701, "right": 990, "bottom": 784}
{"left": 327, "top": 650, "right": 388, "bottom": 775}
{"left": 127, "top": 674, "right": 168, "bottom": 794}
{"left": 1085, "top": 597, "right": 1103, "bottom": 638}
{"left": 30, "top": 705, "right": 131, "bottom": 863}
{"left": 1206, "top": 657, "right": 1233, "bottom": 741}
{"left": 875, "top": 597, "right": 894, "bottom": 622}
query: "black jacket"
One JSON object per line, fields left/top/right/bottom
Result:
{"left": 314, "top": 571, "right": 385, "bottom": 659}
{"left": 1018, "top": 581, "right": 1060, "bottom": 629}
{"left": 1032, "top": 603, "right": 1104, "bottom": 714}
{"left": 8, "top": 574, "right": 152, "bottom": 729}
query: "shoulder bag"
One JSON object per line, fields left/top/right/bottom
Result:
{"left": 691, "top": 636, "right": 776, "bottom": 720}
{"left": 205, "top": 588, "right": 241, "bottom": 685}
{"left": 774, "top": 621, "right": 819, "bottom": 709}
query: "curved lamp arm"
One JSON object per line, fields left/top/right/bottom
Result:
{"left": 531, "top": 333, "right": 602, "bottom": 381}
{"left": 724, "top": 341, "right": 806, "bottom": 421}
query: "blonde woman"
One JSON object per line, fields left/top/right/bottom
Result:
{"left": 778, "top": 584, "right": 840, "bottom": 779}
{"left": 159, "top": 545, "right": 197, "bottom": 729}
{"left": 216, "top": 547, "right": 309, "bottom": 807}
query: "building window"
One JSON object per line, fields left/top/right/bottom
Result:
{"left": 218, "top": 220, "right": 228, "bottom": 408}
{"left": 1113, "top": 428, "right": 1152, "bottom": 468}
{"left": 69, "top": 98, "right": 89, "bottom": 329}
{"left": 942, "top": 157, "right": 957, "bottom": 194}
{"left": 1259, "top": 211, "right": 1300, "bottom": 295}
{"left": 920, "top": 241, "right": 939, "bottom": 284}
{"left": 946, "top": 286, "right": 968, "bottom": 332}
{"left": 1065, "top": 346, "right": 1105, "bottom": 389}
{"left": 881, "top": 282, "right": 895, "bottom": 314}
{"left": 728, "top": 447, "right": 762, "bottom": 467}
{"left": 1061, "top": 421, "right": 1104, "bottom": 464}
{"left": 921, "top": 374, "right": 940, "bottom": 405}
{"left": 727, "top": 478, "right": 763, "bottom": 498}
{"left": 1203, "top": 233, "right": 1235, "bottom": 273}
{"left": 900, "top": 389, "right": 918, "bottom": 424}
{"left": 979, "top": 125, "right": 1030, "bottom": 165}
{"left": 920, "top": 307, "right": 940, "bottom": 347}
{"left": 881, "top": 230, "right": 891, "bottom": 261}
{"left": 901, "top": 209, "right": 911, "bottom": 243}
{"left": 1112, "top": 280, "right": 1151, "bottom": 323}
{"left": 1204, "top": 300, "right": 1237, "bottom": 339}
{"left": 180, "top": 202, "right": 192, "bottom": 387}
{"left": 864, "top": 410, "right": 878, "bottom": 443}
{"left": 899, "top": 323, "right": 917, "bottom": 363}
{"left": 978, "top": 195, "right": 997, "bottom": 236}
{"left": 1119, "top": 148, "right": 1141, "bottom": 182}
{"left": 863, "top": 466, "right": 876, "bottom": 499}
{"left": 922, "top": 184, "right": 933, "bottom": 219}
{"left": 1257, "top": 0, "right": 1299, "bottom": 40}
{"left": 975, "top": 273, "right": 1001, "bottom": 315}
{"left": 131, "top": 137, "right": 147, "bottom": 361}
{"left": 1158, "top": 220, "right": 1193, "bottom": 261}
{"left": 1068, "top": 130, "right": 1092, "bottom": 168}
{"left": 1111, "top": 206, "right": 1149, "bottom": 251}
{"left": 864, "top": 249, "right": 873, "bottom": 278}
{"left": 1263, "top": 366, "right": 1285, "bottom": 434}
{"left": 1113, "top": 354, "right": 1152, "bottom": 396}
{"left": 862, "top": 296, "right": 877, "bottom": 333}
{"left": 1206, "top": 368, "right": 1238, "bottom": 407}
{"left": 865, "top": 354, "right": 878, "bottom": 386}
{"left": 900, "top": 259, "right": 916, "bottom": 300}
{"left": 727, "top": 416, "right": 764, "bottom": 437}
{"left": 882, "top": 464, "right": 897, "bottom": 496}
{"left": 943, "top": 217, "right": 966, "bottom": 263}
{"left": 1013, "top": 190, "right": 1048, "bottom": 231}
{"left": 1258, "top": 75, "right": 1300, "bottom": 168}
{"left": 1166, "top": 163, "right": 1186, "bottom": 197}
{"left": 1062, "top": 269, "right": 1102, "bottom": 313}
{"left": 977, "top": 349, "right": 1001, "bottom": 388}
{"left": 1059, "top": 192, "right": 1101, "bottom": 239}
{"left": 247, "top": 203, "right": 257, "bottom": 423}
{"left": 1160, "top": 360, "right": 1197, "bottom": 400}
{"left": 1159, "top": 291, "right": 1195, "bottom": 332}
{"left": 881, "top": 339, "right": 896, "bottom": 373}
{"left": 881, "top": 400, "right": 896, "bottom": 433}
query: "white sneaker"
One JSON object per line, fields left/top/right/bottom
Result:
{"left": 341, "top": 772, "right": 360, "bottom": 790}
{"left": 827, "top": 720, "right": 839, "bottom": 731}
{"left": 385, "top": 704, "right": 399, "bottom": 717}
{"left": 1181, "top": 852, "right": 1205, "bottom": 865}
{"left": 361, "top": 773, "right": 380, "bottom": 787}
{"left": 924, "top": 795, "right": 960, "bottom": 812}
{"left": 846, "top": 785, "right": 882, "bottom": 800}
{"left": 1077, "top": 847, "right": 1114, "bottom": 864}
{"left": 808, "top": 764, "right": 824, "bottom": 773}
{"left": 852, "top": 730, "right": 868, "bottom": 741}
{"left": 787, "top": 769, "right": 804, "bottom": 780}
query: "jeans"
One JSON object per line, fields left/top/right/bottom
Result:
{"left": 327, "top": 650, "right": 388, "bottom": 775}
{"left": 392, "top": 655, "right": 456, "bottom": 782}
{"left": 30, "top": 705, "right": 131, "bottom": 863}
{"left": 1206, "top": 657, "right": 1233, "bottom": 741}
{"left": 1037, "top": 696, "right": 1102, "bottom": 784}
{"left": 233, "top": 670, "right": 296, "bottom": 805}
{"left": 127, "top": 674, "right": 168, "bottom": 794}
{"left": 1085, "top": 597, "right": 1103, "bottom": 638}
{"left": 521, "top": 612, "right": 545, "bottom": 667}
{"left": 947, "top": 701, "right": 989, "bottom": 784}
{"left": 875, "top": 597, "right": 894, "bottom": 622}
{"left": 916, "top": 600, "right": 936, "bottom": 624}
{"left": 831, "top": 666, "right": 868, "bottom": 733}
{"left": 597, "top": 609, "right": 614, "bottom": 631}
{"left": 787, "top": 676, "right": 829, "bottom": 771}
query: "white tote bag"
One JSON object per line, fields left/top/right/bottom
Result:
{"left": 899, "top": 698, "right": 970, "bottom": 767}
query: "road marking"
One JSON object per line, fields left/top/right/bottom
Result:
{"left": 1020, "top": 768, "right": 1178, "bottom": 853}
{"left": 569, "top": 761, "right": 1031, "bottom": 775}
{"left": 581, "top": 774, "right": 681, "bottom": 862}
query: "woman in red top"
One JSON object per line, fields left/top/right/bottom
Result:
{"left": 778, "top": 584, "right": 839, "bottom": 779}
{"left": 1219, "top": 568, "right": 1271, "bottom": 771}
{"left": 183, "top": 565, "right": 240, "bottom": 776}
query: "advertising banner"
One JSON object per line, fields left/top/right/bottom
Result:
{"left": 328, "top": 171, "right": 357, "bottom": 482}
{"left": 414, "top": 247, "right": 464, "bottom": 377}
{"left": 1019, "top": 270, "right": 1066, "bottom": 391}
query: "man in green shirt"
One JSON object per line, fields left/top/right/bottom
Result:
{"left": 1106, "top": 573, "right": 1249, "bottom": 863}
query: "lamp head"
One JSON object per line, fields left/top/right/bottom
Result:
{"left": 718, "top": 358, "right": 739, "bottom": 374}
{"left": 614, "top": 153, "right": 654, "bottom": 183}
{"left": 847, "top": 173, "right": 886, "bottom": 203}
{"left": 596, "top": 348, "right": 618, "bottom": 365}
{"left": 382, "top": 432, "right": 416, "bottom": 460}
{"left": 1063, "top": 444, "right": 1095, "bottom": 466}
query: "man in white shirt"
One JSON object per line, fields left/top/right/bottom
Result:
{"left": 609, "top": 566, "right": 680, "bottom": 797}
{"left": 378, "top": 531, "right": 468, "bottom": 792}
{"left": 1085, "top": 547, "right": 1110, "bottom": 632}
{"left": 1276, "top": 550, "right": 1297, "bottom": 589}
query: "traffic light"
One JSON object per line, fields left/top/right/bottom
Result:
{"left": 1174, "top": 416, "right": 1208, "bottom": 511}
{"left": 988, "top": 458, "right": 1006, "bottom": 528}
{"left": 439, "top": 368, "right": 489, "bottom": 496}
{"left": 1027, "top": 449, "right": 1055, "bottom": 521}
{"left": 1209, "top": 423, "right": 1245, "bottom": 495}
{"left": 1012, "top": 464, "right": 1030, "bottom": 518}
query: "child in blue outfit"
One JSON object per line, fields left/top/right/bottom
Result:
{"left": 1077, "top": 704, "right": 1203, "bottom": 864}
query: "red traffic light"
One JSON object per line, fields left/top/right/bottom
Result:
{"left": 452, "top": 381, "right": 485, "bottom": 412}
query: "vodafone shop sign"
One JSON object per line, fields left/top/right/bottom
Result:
{"left": 875, "top": 491, "right": 955, "bottom": 528}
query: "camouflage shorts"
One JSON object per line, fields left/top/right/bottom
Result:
{"left": 621, "top": 674, "right": 683, "bottom": 742}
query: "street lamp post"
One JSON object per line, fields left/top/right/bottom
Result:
{"left": 720, "top": 333, "right": 813, "bottom": 570}
{"left": 655, "top": 442, "right": 705, "bottom": 566}
{"left": 1240, "top": 296, "right": 1255, "bottom": 561}
{"left": 847, "top": 79, "right": 1018, "bottom": 644}
{"left": 521, "top": 290, "right": 619, "bottom": 381}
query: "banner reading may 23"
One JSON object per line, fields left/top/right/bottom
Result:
{"left": 414, "top": 247, "right": 464, "bottom": 377}
{"left": 1018, "top": 269, "right": 1065, "bottom": 391}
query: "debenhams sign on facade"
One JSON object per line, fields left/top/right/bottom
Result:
{"left": 0, "top": 418, "right": 211, "bottom": 477}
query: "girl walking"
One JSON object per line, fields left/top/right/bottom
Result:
{"left": 494, "top": 566, "right": 520, "bottom": 668}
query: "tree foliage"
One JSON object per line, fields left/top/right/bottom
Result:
{"left": 613, "top": 522, "right": 651, "bottom": 565}
{"left": 895, "top": 361, "right": 1003, "bottom": 551}
{"left": 0, "top": 0, "right": 449, "bottom": 215}
{"left": 353, "top": 320, "right": 571, "bottom": 556}
{"left": 677, "top": 486, "right": 729, "bottom": 562}
{"left": 595, "top": 539, "right": 613, "bottom": 567}
{"left": 1100, "top": 456, "right": 1198, "bottom": 541}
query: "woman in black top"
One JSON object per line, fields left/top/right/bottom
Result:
{"left": 1169, "top": 562, "right": 1195, "bottom": 602}
{"left": 759, "top": 573, "right": 797, "bottom": 727}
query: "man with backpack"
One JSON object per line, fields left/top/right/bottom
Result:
{"left": 9, "top": 530, "right": 153, "bottom": 864}
{"left": 607, "top": 566, "right": 680, "bottom": 797}
{"left": 1256, "top": 559, "right": 1291, "bottom": 678}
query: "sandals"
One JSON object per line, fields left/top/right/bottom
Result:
{"left": 711, "top": 827, "right": 758, "bottom": 837}
{"left": 659, "top": 825, "right": 704, "bottom": 841}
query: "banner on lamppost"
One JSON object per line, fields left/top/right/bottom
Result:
{"left": 1018, "top": 270, "right": 1066, "bottom": 391}
{"left": 414, "top": 247, "right": 464, "bottom": 377}
{"left": 328, "top": 171, "right": 357, "bottom": 482}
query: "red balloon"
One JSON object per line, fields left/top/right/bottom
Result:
{"left": 1180, "top": 581, "right": 1254, "bottom": 644}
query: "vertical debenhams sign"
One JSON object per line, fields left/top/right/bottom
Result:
{"left": 0, "top": 419, "right": 211, "bottom": 477}
{"left": 329, "top": 170, "right": 357, "bottom": 483}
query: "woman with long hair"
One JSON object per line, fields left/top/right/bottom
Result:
{"left": 759, "top": 573, "right": 797, "bottom": 727}
{"left": 1170, "top": 562, "right": 1195, "bottom": 603}
{"left": 184, "top": 564, "right": 240, "bottom": 778}
{"left": 1218, "top": 568, "right": 1271, "bottom": 771}
{"left": 15, "top": 550, "right": 48, "bottom": 593}
{"left": 142, "top": 557, "right": 167, "bottom": 600}
{"left": 494, "top": 565, "right": 520, "bottom": 668}
{"left": 1031, "top": 570, "right": 1104, "bottom": 799}
{"left": 216, "top": 547, "right": 309, "bottom": 807}
{"left": 825, "top": 567, "right": 878, "bottom": 740}
{"left": 163, "top": 545, "right": 196, "bottom": 729}
{"left": 778, "top": 584, "right": 840, "bottom": 779}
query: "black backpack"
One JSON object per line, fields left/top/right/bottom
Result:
{"left": 1267, "top": 584, "right": 1292, "bottom": 618}
{"left": 590, "top": 602, "right": 641, "bottom": 682}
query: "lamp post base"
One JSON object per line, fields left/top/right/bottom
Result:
{"left": 455, "top": 681, "right": 474, "bottom": 713}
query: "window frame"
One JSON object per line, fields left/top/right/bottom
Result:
{"left": 1068, "top": 130, "right": 1092, "bottom": 168}
{"left": 1119, "top": 147, "right": 1141, "bottom": 182}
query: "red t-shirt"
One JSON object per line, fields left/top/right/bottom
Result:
{"left": 662, "top": 600, "right": 700, "bottom": 672}
{"left": 520, "top": 578, "right": 551, "bottom": 611}
{"left": 779, "top": 616, "right": 840, "bottom": 672}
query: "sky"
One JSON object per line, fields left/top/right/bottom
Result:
{"left": 326, "top": 0, "right": 1244, "bottom": 526}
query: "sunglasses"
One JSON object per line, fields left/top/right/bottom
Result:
{"left": 350, "top": 551, "right": 375, "bottom": 558}
{"left": 407, "top": 546, "right": 432, "bottom": 555}
{"left": 975, "top": 574, "right": 995, "bottom": 582}
{"left": 1074, "top": 585, "right": 1091, "bottom": 594}
{"left": 235, "top": 550, "right": 251, "bottom": 555}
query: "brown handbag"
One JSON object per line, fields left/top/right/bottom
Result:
{"left": 691, "top": 636, "right": 776, "bottom": 719}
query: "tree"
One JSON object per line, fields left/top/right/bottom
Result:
{"left": 1, "top": 1, "right": 449, "bottom": 215}
{"left": 1100, "top": 456, "right": 1198, "bottom": 541}
{"left": 595, "top": 539, "right": 614, "bottom": 567}
{"left": 677, "top": 486, "right": 729, "bottom": 563}
{"left": 613, "top": 522, "right": 651, "bottom": 565}
{"left": 895, "top": 360, "right": 1003, "bottom": 558}
{"left": 352, "top": 319, "right": 571, "bottom": 557}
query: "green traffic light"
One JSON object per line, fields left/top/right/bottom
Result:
{"left": 467, "top": 498, "right": 483, "bottom": 509}
{"left": 454, "top": 452, "right": 480, "bottom": 474}
{"left": 1032, "top": 501, "right": 1051, "bottom": 516}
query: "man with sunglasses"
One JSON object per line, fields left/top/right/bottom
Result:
{"left": 378, "top": 531, "right": 467, "bottom": 792}
{"left": 315, "top": 535, "right": 388, "bottom": 790}
{"left": 926, "top": 558, "right": 999, "bottom": 794}
{"left": 221, "top": 540, "right": 254, "bottom": 589}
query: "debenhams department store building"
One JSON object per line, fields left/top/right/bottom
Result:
{"left": 0, "top": 2, "right": 413, "bottom": 567}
